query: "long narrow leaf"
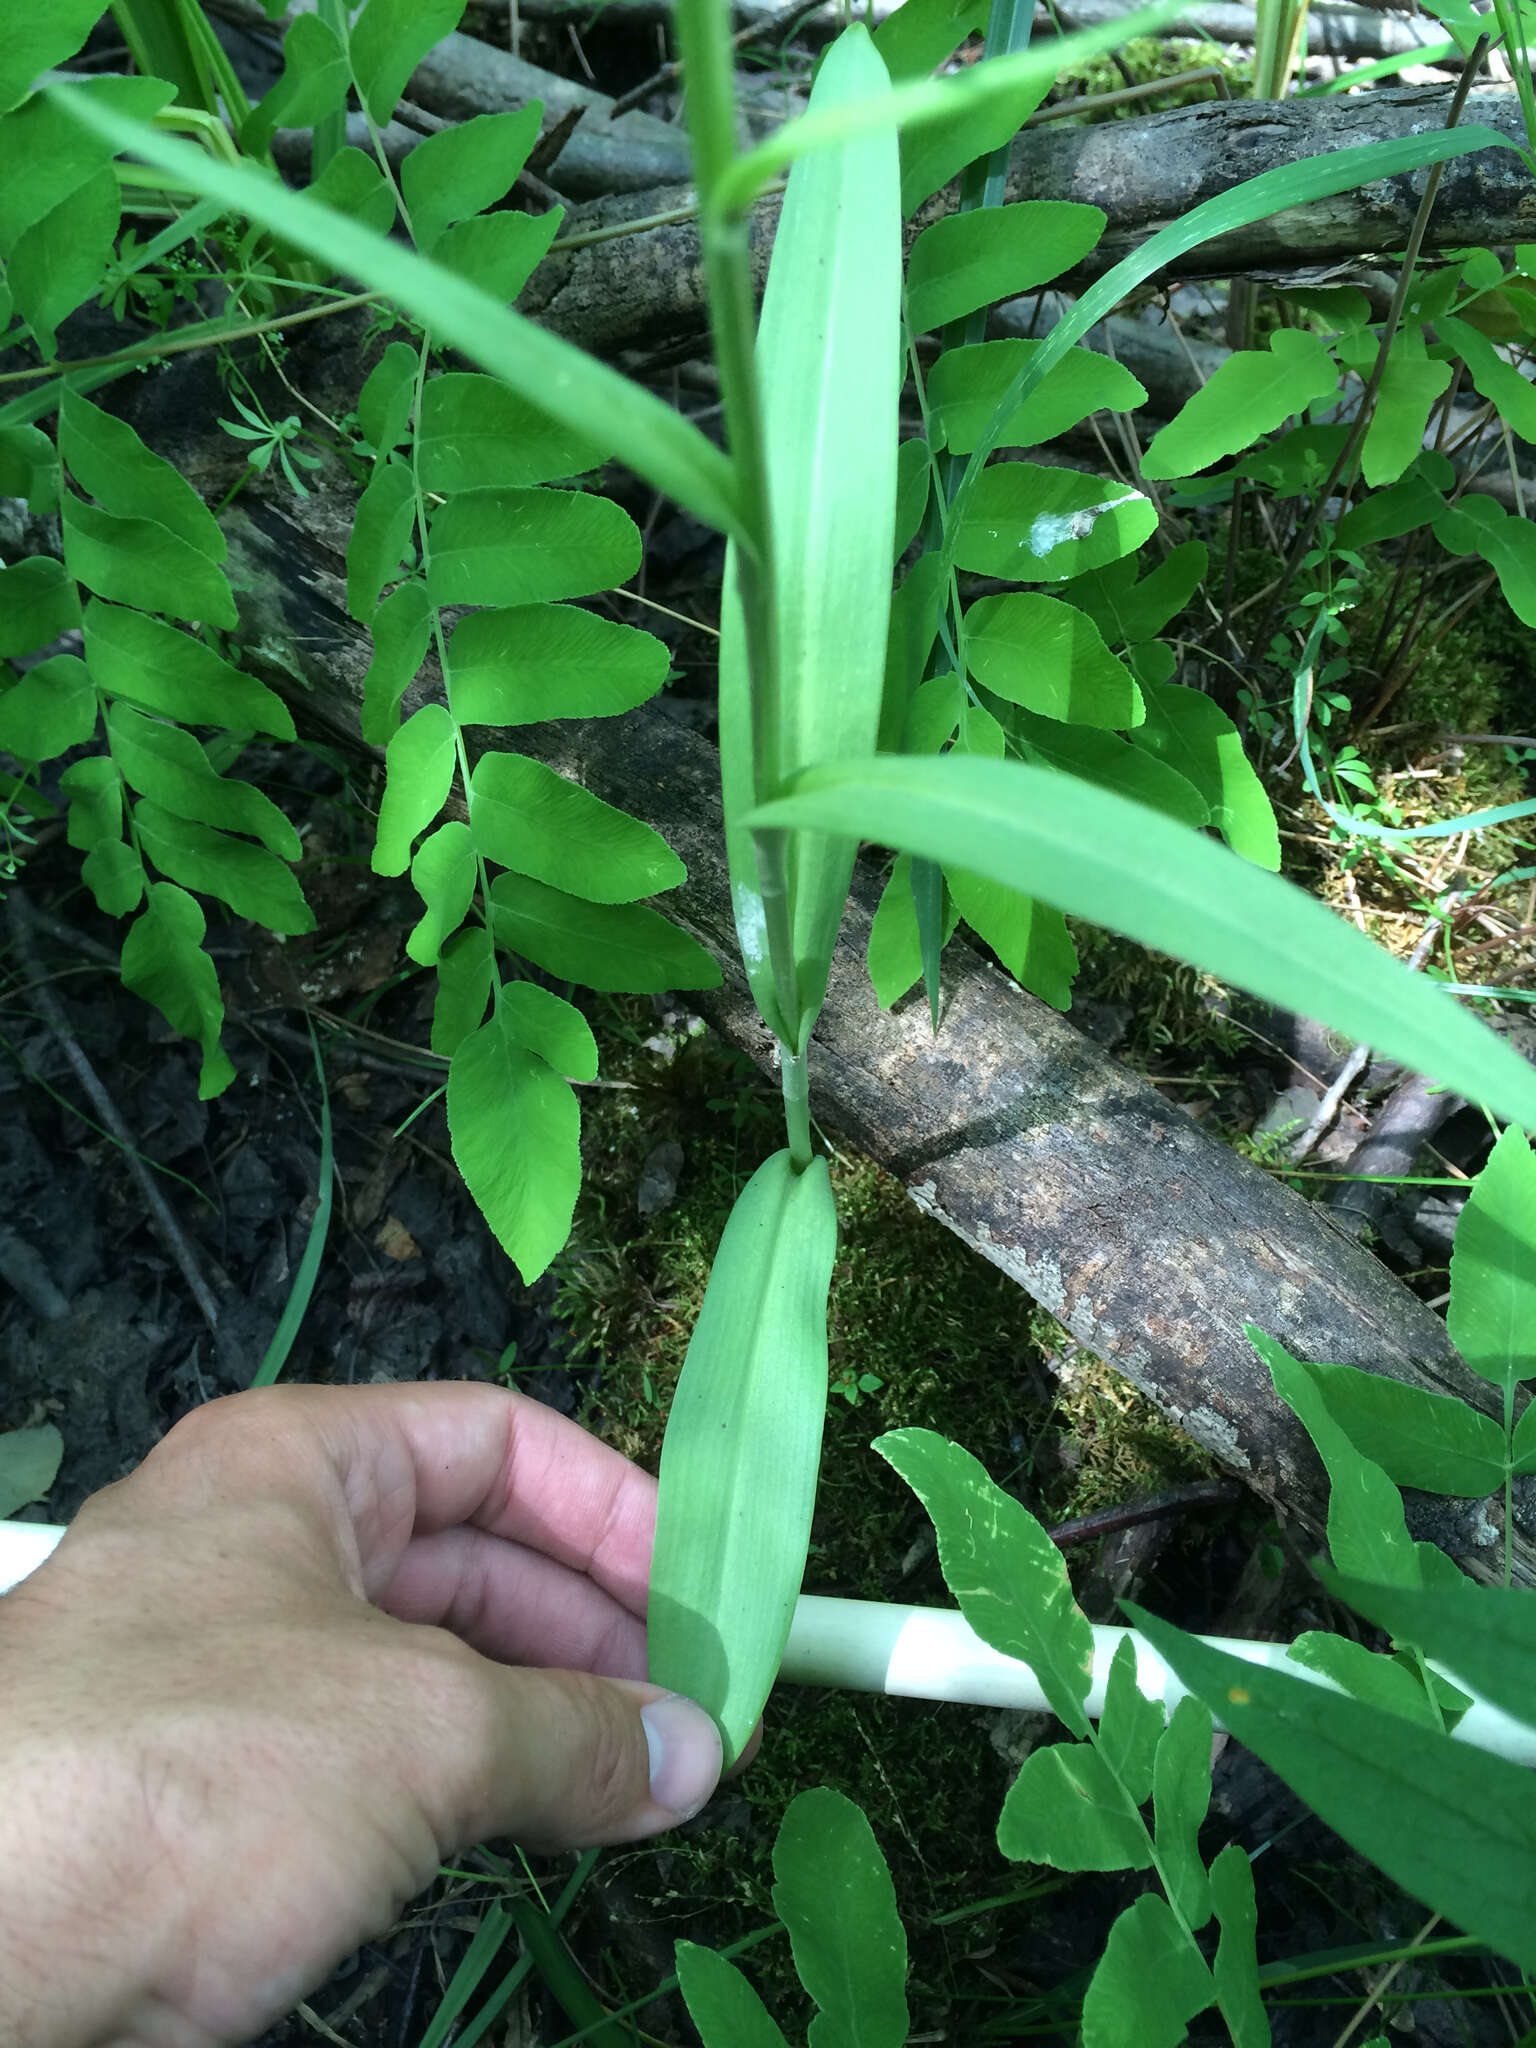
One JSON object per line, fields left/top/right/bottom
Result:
{"left": 746, "top": 755, "right": 1536, "bottom": 1129}
{"left": 45, "top": 85, "right": 741, "bottom": 538}
{"left": 717, "top": 26, "right": 902, "bottom": 1046}
{"left": 647, "top": 1150, "right": 837, "bottom": 1765}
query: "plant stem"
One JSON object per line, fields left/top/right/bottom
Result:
{"left": 674, "top": 0, "right": 802, "bottom": 1047}
{"left": 779, "top": 1042, "right": 812, "bottom": 1171}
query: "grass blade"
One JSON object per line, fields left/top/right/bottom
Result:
{"left": 746, "top": 754, "right": 1536, "bottom": 1130}
{"left": 251, "top": 1019, "right": 332, "bottom": 1388}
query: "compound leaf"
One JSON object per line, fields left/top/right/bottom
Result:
{"left": 427, "top": 487, "right": 639, "bottom": 607}
{"left": 773, "top": 1787, "right": 908, "bottom": 2048}
{"left": 349, "top": 0, "right": 466, "bottom": 126}
{"left": 400, "top": 104, "right": 542, "bottom": 253}
{"left": 418, "top": 372, "right": 607, "bottom": 492}
{"left": 406, "top": 819, "right": 476, "bottom": 967}
{"left": 373, "top": 702, "right": 455, "bottom": 877}
{"left": 135, "top": 801, "right": 314, "bottom": 934}
{"left": 121, "top": 881, "right": 236, "bottom": 1098}
{"left": 966, "top": 593, "right": 1142, "bottom": 729}
{"left": 107, "top": 701, "right": 300, "bottom": 858}
{"left": 447, "top": 604, "right": 667, "bottom": 725}
{"left": 0, "top": 557, "right": 80, "bottom": 659}
{"left": 488, "top": 872, "right": 721, "bottom": 992}
{"left": 954, "top": 465, "right": 1156, "bottom": 582}
{"left": 1081, "top": 1895, "right": 1214, "bottom": 2048}
{"left": 447, "top": 1006, "right": 578, "bottom": 1283}
{"left": 1449, "top": 1125, "right": 1536, "bottom": 1399}
{"left": 1142, "top": 329, "right": 1339, "bottom": 479}
{"left": 906, "top": 201, "right": 1105, "bottom": 334}
{"left": 0, "top": 653, "right": 95, "bottom": 759}
{"left": 468, "top": 751, "right": 684, "bottom": 903}
{"left": 83, "top": 600, "right": 294, "bottom": 736}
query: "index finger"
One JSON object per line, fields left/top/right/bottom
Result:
{"left": 138, "top": 1382, "right": 658, "bottom": 1616}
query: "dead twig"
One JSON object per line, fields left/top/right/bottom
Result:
{"left": 1046, "top": 1479, "right": 1244, "bottom": 1550}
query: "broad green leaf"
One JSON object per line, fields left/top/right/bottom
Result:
{"left": 1449, "top": 1125, "right": 1536, "bottom": 1399}
{"left": 928, "top": 339, "right": 1147, "bottom": 455}
{"left": 426, "top": 487, "right": 639, "bottom": 607}
{"left": 432, "top": 925, "right": 494, "bottom": 1056}
{"left": 1005, "top": 706, "right": 1208, "bottom": 829}
{"left": 1129, "top": 683, "right": 1279, "bottom": 868}
{"left": 1131, "top": 1606, "right": 1536, "bottom": 1972}
{"left": 83, "top": 601, "right": 294, "bottom": 737}
{"left": 82, "top": 837, "right": 144, "bottom": 917}
{"left": 0, "top": 2, "right": 107, "bottom": 112}
{"left": 1058, "top": 541, "right": 1209, "bottom": 649}
{"left": 872, "top": 0, "right": 987, "bottom": 81}
{"left": 649, "top": 1150, "right": 837, "bottom": 1763}
{"left": 60, "top": 391, "right": 225, "bottom": 561}
{"left": 106, "top": 702, "right": 300, "bottom": 859}
{"left": 0, "top": 423, "right": 59, "bottom": 510}
{"left": 0, "top": 557, "right": 81, "bottom": 658}
{"left": 1321, "top": 1570, "right": 1536, "bottom": 1736}
{"left": 998, "top": 1741, "right": 1150, "bottom": 1869}
{"left": 400, "top": 105, "right": 542, "bottom": 253}
{"left": 406, "top": 820, "right": 476, "bottom": 967}
{"left": 746, "top": 757, "right": 1536, "bottom": 1130}
{"left": 1082, "top": 1895, "right": 1214, "bottom": 2048}
{"left": 60, "top": 754, "right": 120, "bottom": 851}
{"left": 1253, "top": 1327, "right": 1419, "bottom": 1589}
{"left": 8, "top": 164, "right": 118, "bottom": 355}
{"left": 1361, "top": 338, "right": 1452, "bottom": 488}
{"left": 0, "top": 77, "right": 170, "bottom": 254}
{"left": 1142, "top": 329, "right": 1339, "bottom": 480}
{"left": 63, "top": 495, "right": 236, "bottom": 629}
{"left": 1302, "top": 1358, "right": 1508, "bottom": 1495}
{"left": 717, "top": 26, "right": 901, "bottom": 1048}
{"left": 347, "top": 459, "right": 417, "bottom": 622}
{"left": 429, "top": 210, "right": 562, "bottom": 308}
{"left": 488, "top": 872, "right": 721, "bottom": 992}
{"left": 1512, "top": 1397, "right": 1536, "bottom": 1476}
{"left": 121, "top": 882, "right": 236, "bottom": 1098}
{"left": 0, "top": 1424, "right": 63, "bottom": 1516}
{"left": 1152, "top": 1696, "right": 1214, "bottom": 1928}
{"left": 361, "top": 580, "right": 431, "bottom": 746}
{"left": 906, "top": 201, "right": 1105, "bottom": 335}
{"left": 676, "top": 1943, "right": 791, "bottom": 2048}
{"left": 495, "top": 981, "right": 598, "bottom": 1083}
{"left": 241, "top": 14, "right": 349, "bottom": 156}
{"left": 447, "top": 604, "right": 667, "bottom": 725}
{"left": 867, "top": 852, "right": 957, "bottom": 1009}
{"left": 308, "top": 147, "right": 396, "bottom": 235}
{"left": 357, "top": 341, "right": 419, "bottom": 459}
{"left": 899, "top": 70, "right": 1051, "bottom": 218}
{"left": 953, "top": 465, "right": 1156, "bottom": 582}
{"left": 0, "top": 654, "right": 95, "bottom": 760}
{"left": 1439, "top": 313, "right": 1536, "bottom": 443}
{"left": 1435, "top": 494, "right": 1536, "bottom": 626}
{"left": 418, "top": 374, "right": 607, "bottom": 492}
{"left": 1209, "top": 1845, "right": 1269, "bottom": 2048}
{"left": 447, "top": 1009, "right": 577, "bottom": 1284}
{"left": 468, "top": 752, "right": 683, "bottom": 903}
{"left": 1097, "top": 1635, "right": 1163, "bottom": 1804}
{"left": 945, "top": 869, "right": 1076, "bottom": 1009}
{"left": 876, "top": 1427, "right": 1093, "bottom": 1734}
{"left": 1286, "top": 1631, "right": 1446, "bottom": 1728}
{"left": 1336, "top": 455, "right": 1449, "bottom": 551}
{"left": 905, "top": 671, "right": 964, "bottom": 754}
{"left": 772, "top": 1788, "right": 908, "bottom": 2048}
{"left": 965, "top": 593, "right": 1142, "bottom": 729}
{"left": 373, "top": 703, "right": 455, "bottom": 877}
{"left": 48, "top": 86, "right": 741, "bottom": 539}
{"left": 136, "top": 801, "right": 315, "bottom": 935}
{"left": 349, "top": 0, "right": 466, "bottom": 126}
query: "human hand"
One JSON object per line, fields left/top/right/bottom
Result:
{"left": 0, "top": 1382, "right": 722, "bottom": 2048}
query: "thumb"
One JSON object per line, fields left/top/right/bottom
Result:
{"left": 427, "top": 1660, "right": 723, "bottom": 1853}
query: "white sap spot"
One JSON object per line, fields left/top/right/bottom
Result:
{"left": 733, "top": 883, "right": 768, "bottom": 968}
{"left": 1025, "top": 493, "right": 1145, "bottom": 558}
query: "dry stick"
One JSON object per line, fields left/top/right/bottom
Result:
{"left": 1046, "top": 1478, "right": 1244, "bottom": 1549}
{"left": 4, "top": 894, "right": 222, "bottom": 1332}
{"left": 607, "top": 0, "right": 828, "bottom": 120}
{"left": 1253, "top": 37, "right": 1490, "bottom": 657}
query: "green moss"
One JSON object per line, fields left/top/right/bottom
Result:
{"left": 1048, "top": 35, "right": 1251, "bottom": 114}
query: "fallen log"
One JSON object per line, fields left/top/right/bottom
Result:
{"left": 217, "top": 490, "right": 1536, "bottom": 1587}
{"left": 521, "top": 89, "right": 1536, "bottom": 351}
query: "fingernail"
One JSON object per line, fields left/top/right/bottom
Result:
{"left": 641, "top": 1694, "right": 722, "bottom": 1818}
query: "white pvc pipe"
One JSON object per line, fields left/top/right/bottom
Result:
{"left": 5, "top": 1522, "right": 1531, "bottom": 1766}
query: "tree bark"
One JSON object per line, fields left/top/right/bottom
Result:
{"left": 520, "top": 89, "right": 1536, "bottom": 352}
{"left": 217, "top": 491, "right": 1535, "bottom": 1588}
